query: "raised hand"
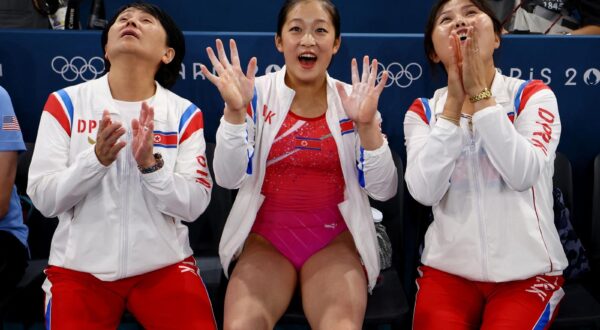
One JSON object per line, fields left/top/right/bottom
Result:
{"left": 201, "top": 39, "right": 257, "bottom": 123}
{"left": 95, "top": 110, "right": 126, "bottom": 166}
{"left": 336, "top": 56, "right": 388, "bottom": 126}
{"left": 460, "top": 27, "right": 488, "bottom": 98}
{"left": 444, "top": 31, "right": 466, "bottom": 118}
{"left": 131, "top": 102, "right": 155, "bottom": 169}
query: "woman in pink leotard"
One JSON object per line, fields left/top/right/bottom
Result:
{"left": 202, "top": 0, "right": 398, "bottom": 328}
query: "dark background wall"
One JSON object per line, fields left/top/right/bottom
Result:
{"left": 85, "top": 0, "right": 436, "bottom": 34}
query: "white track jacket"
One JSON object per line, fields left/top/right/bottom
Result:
{"left": 27, "top": 75, "right": 212, "bottom": 281}
{"left": 214, "top": 67, "right": 398, "bottom": 291}
{"left": 404, "top": 72, "right": 568, "bottom": 282}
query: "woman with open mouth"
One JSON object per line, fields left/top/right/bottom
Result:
{"left": 404, "top": 0, "right": 568, "bottom": 328}
{"left": 202, "top": 0, "right": 398, "bottom": 328}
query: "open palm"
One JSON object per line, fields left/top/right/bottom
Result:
{"left": 336, "top": 56, "right": 388, "bottom": 125}
{"left": 201, "top": 39, "right": 257, "bottom": 113}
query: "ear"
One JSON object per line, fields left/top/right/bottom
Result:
{"left": 430, "top": 51, "right": 441, "bottom": 63}
{"left": 161, "top": 48, "right": 175, "bottom": 64}
{"left": 493, "top": 33, "right": 500, "bottom": 50}
{"left": 332, "top": 36, "right": 341, "bottom": 55}
{"left": 275, "top": 34, "right": 283, "bottom": 53}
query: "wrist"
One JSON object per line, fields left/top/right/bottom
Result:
{"left": 469, "top": 87, "right": 492, "bottom": 103}
{"left": 223, "top": 106, "right": 246, "bottom": 124}
{"left": 138, "top": 153, "right": 164, "bottom": 174}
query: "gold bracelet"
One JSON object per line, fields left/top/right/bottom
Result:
{"left": 469, "top": 88, "right": 492, "bottom": 103}
{"left": 439, "top": 114, "right": 460, "bottom": 126}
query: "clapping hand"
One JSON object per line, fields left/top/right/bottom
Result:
{"left": 95, "top": 110, "right": 126, "bottom": 166}
{"left": 131, "top": 102, "right": 155, "bottom": 169}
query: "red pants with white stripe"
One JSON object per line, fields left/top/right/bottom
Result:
{"left": 413, "top": 265, "right": 564, "bottom": 330}
{"left": 44, "top": 256, "right": 216, "bottom": 330}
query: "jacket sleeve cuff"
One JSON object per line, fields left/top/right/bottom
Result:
{"left": 219, "top": 117, "right": 247, "bottom": 137}
{"left": 363, "top": 138, "right": 389, "bottom": 158}
{"left": 81, "top": 147, "right": 110, "bottom": 172}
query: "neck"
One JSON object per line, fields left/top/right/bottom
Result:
{"left": 107, "top": 60, "right": 158, "bottom": 101}
{"left": 286, "top": 75, "right": 329, "bottom": 118}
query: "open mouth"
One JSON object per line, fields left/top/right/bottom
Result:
{"left": 121, "top": 29, "right": 139, "bottom": 38}
{"left": 456, "top": 28, "right": 468, "bottom": 42}
{"left": 298, "top": 53, "right": 317, "bottom": 69}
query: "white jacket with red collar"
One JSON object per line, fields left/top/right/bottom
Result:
{"left": 27, "top": 74, "right": 212, "bottom": 281}
{"left": 404, "top": 71, "right": 568, "bottom": 282}
{"left": 214, "top": 67, "right": 398, "bottom": 291}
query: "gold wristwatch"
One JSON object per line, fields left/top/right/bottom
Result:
{"left": 469, "top": 88, "right": 492, "bottom": 103}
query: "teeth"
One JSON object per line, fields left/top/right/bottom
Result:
{"left": 299, "top": 54, "right": 316, "bottom": 60}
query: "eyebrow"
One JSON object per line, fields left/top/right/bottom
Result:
{"left": 287, "top": 18, "right": 330, "bottom": 25}
{"left": 437, "top": 4, "right": 479, "bottom": 18}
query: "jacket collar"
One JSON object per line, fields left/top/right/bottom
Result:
{"left": 93, "top": 74, "right": 167, "bottom": 122}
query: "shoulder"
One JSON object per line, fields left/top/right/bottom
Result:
{"left": 0, "top": 86, "right": 15, "bottom": 116}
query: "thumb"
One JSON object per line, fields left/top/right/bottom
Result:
{"left": 336, "top": 82, "right": 349, "bottom": 102}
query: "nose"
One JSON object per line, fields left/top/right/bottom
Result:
{"left": 300, "top": 32, "right": 316, "bottom": 46}
{"left": 124, "top": 17, "right": 138, "bottom": 27}
{"left": 455, "top": 18, "right": 467, "bottom": 28}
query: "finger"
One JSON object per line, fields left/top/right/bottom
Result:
{"left": 452, "top": 32, "right": 463, "bottom": 66}
{"left": 469, "top": 27, "right": 480, "bottom": 60}
{"left": 200, "top": 64, "right": 219, "bottom": 85}
{"left": 335, "top": 82, "right": 349, "bottom": 102}
{"left": 109, "top": 140, "right": 127, "bottom": 157}
{"left": 229, "top": 39, "right": 242, "bottom": 69}
{"left": 374, "top": 70, "right": 388, "bottom": 95}
{"left": 104, "top": 126, "right": 126, "bottom": 149}
{"left": 206, "top": 46, "right": 225, "bottom": 76}
{"left": 98, "top": 110, "right": 110, "bottom": 133}
{"left": 143, "top": 103, "right": 154, "bottom": 126}
{"left": 131, "top": 118, "right": 140, "bottom": 137}
{"left": 369, "top": 59, "right": 379, "bottom": 87}
{"left": 139, "top": 102, "right": 149, "bottom": 126}
{"left": 216, "top": 39, "right": 232, "bottom": 69}
{"left": 246, "top": 57, "right": 258, "bottom": 81}
{"left": 143, "top": 120, "right": 155, "bottom": 143}
{"left": 100, "top": 122, "right": 123, "bottom": 141}
{"left": 361, "top": 55, "right": 369, "bottom": 83}
{"left": 351, "top": 58, "right": 359, "bottom": 85}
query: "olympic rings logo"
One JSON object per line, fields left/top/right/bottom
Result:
{"left": 51, "top": 56, "right": 105, "bottom": 82}
{"left": 376, "top": 62, "right": 423, "bottom": 88}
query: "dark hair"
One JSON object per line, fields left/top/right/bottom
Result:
{"left": 424, "top": 0, "right": 502, "bottom": 68}
{"left": 101, "top": 2, "right": 185, "bottom": 89}
{"left": 276, "top": 0, "right": 341, "bottom": 39}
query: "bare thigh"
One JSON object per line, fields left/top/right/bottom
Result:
{"left": 300, "top": 231, "right": 367, "bottom": 330}
{"left": 223, "top": 233, "right": 297, "bottom": 330}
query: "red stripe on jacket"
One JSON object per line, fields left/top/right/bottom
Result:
{"left": 519, "top": 80, "right": 550, "bottom": 113}
{"left": 179, "top": 111, "right": 204, "bottom": 144}
{"left": 43, "top": 93, "right": 71, "bottom": 136}
{"left": 408, "top": 98, "right": 429, "bottom": 124}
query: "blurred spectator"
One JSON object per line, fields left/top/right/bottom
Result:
{"left": 0, "top": 0, "right": 49, "bottom": 29}
{"left": 485, "top": 0, "right": 600, "bottom": 34}
{"left": 0, "top": 86, "right": 28, "bottom": 300}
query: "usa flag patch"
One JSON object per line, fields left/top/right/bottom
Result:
{"left": 2, "top": 115, "right": 20, "bottom": 131}
{"left": 153, "top": 131, "right": 177, "bottom": 148}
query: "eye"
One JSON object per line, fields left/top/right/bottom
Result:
{"left": 466, "top": 10, "right": 478, "bottom": 16}
{"left": 439, "top": 16, "right": 450, "bottom": 24}
{"left": 289, "top": 26, "right": 301, "bottom": 32}
{"left": 316, "top": 27, "right": 328, "bottom": 33}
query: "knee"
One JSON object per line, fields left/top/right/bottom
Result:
{"left": 224, "top": 313, "right": 272, "bottom": 330}
{"left": 315, "top": 317, "right": 362, "bottom": 330}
